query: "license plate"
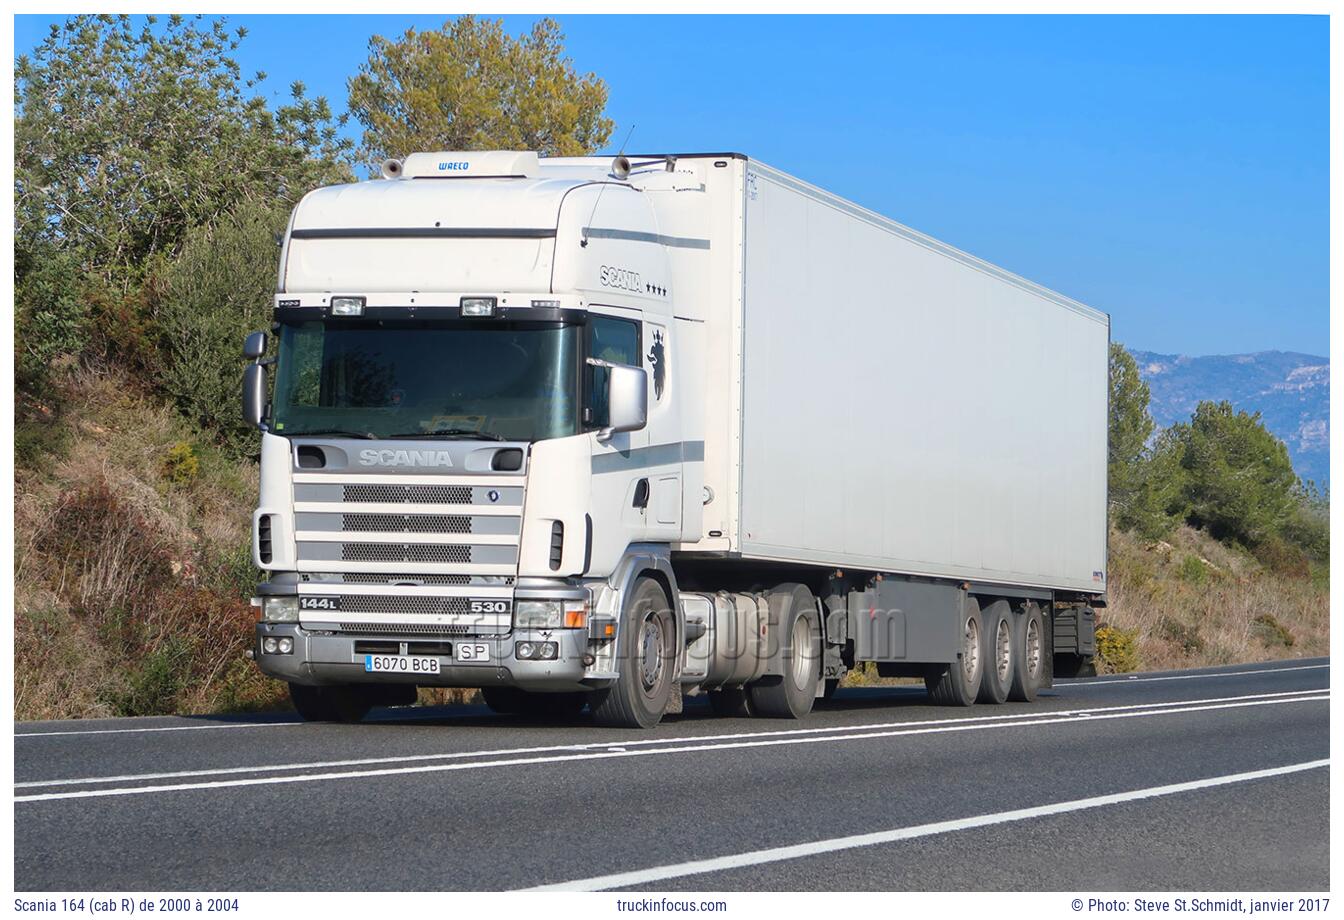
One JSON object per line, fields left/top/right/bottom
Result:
{"left": 364, "top": 655, "right": 441, "bottom": 674}
{"left": 455, "top": 642, "right": 490, "bottom": 663}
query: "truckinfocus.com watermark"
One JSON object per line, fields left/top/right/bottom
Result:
{"left": 614, "top": 897, "right": 729, "bottom": 912}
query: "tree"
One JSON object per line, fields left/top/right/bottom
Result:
{"left": 348, "top": 16, "right": 613, "bottom": 166}
{"left": 156, "top": 199, "right": 289, "bottom": 457}
{"left": 1108, "top": 343, "right": 1182, "bottom": 538}
{"left": 15, "top": 14, "right": 353, "bottom": 291}
{"left": 1170, "top": 400, "right": 1299, "bottom": 547}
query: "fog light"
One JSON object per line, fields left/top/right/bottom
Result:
{"left": 516, "top": 641, "right": 536, "bottom": 660}
{"left": 539, "top": 642, "right": 558, "bottom": 660}
{"left": 278, "top": 637, "right": 294, "bottom": 654}
{"left": 331, "top": 296, "right": 365, "bottom": 316}
{"left": 263, "top": 637, "right": 279, "bottom": 654}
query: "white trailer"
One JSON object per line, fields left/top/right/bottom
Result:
{"left": 245, "top": 150, "right": 1107, "bottom": 727}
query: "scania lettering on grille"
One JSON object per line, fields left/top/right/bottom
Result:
{"left": 357, "top": 449, "right": 455, "bottom": 468}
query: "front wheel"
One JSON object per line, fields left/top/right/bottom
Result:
{"left": 590, "top": 576, "right": 675, "bottom": 728}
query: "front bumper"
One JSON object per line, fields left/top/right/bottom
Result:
{"left": 253, "top": 621, "right": 594, "bottom": 692}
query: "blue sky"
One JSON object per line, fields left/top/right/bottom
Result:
{"left": 16, "top": 14, "right": 1328, "bottom": 357}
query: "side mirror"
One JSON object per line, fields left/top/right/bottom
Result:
{"left": 242, "top": 363, "right": 268, "bottom": 430}
{"left": 605, "top": 364, "right": 648, "bottom": 436}
{"left": 243, "top": 330, "right": 268, "bottom": 360}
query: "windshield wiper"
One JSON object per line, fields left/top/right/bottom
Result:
{"left": 287, "top": 428, "right": 377, "bottom": 439}
{"left": 387, "top": 429, "right": 506, "bottom": 441}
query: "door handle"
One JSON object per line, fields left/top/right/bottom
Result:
{"left": 632, "top": 478, "right": 650, "bottom": 509}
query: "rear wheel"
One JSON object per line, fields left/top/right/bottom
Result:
{"left": 748, "top": 583, "right": 821, "bottom": 719}
{"left": 977, "top": 601, "right": 1013, "bottom": 704}
{"left": 1008, "top": 603, "right": 1046, "bottom": 702}
{"left": 289, "top": 683, "right": 371, "bottom": 723}
{"left": 924, "top": 599, "right": 983, "bottom": 706}
{"left": 591, "top": 577, "right": 675, "bottom": 728}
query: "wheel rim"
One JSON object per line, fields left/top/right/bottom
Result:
{"left": 1025, "top": 616, "right": 1042, "bottom": 680}
{"left": 639, "top": 613, "right": 665, "bottom": 693}
{"left": 962, "top": 616, "right": 980, "bottom": 685}
{"left": 790, "top": 614, "right": 813, "bottom": 689}
{"left": 995, "top": 617, "right": 1012, "bottom": 684}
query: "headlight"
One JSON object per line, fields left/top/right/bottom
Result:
{"left": 514, "top": 600, "right": 562, "bottom": 629}
{"left": 261, "top": 596, "right": 299, "bottom": 623}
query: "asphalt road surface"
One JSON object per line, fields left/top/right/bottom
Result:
{"left": 14, "top": 658, "right": 1329, "bottom": 891}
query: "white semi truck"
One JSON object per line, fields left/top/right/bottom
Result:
{"left": 245, "top": 150, "right": 1107, "bottom": 728}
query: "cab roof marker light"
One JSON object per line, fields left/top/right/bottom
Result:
{"left": 330, "top": 296, "right": 365, "bottom": 316}
{"left": 461, "top": 296, "right": 497, "bottom": 317}
{"left": 531, "top": 299, "right": 561, "bottom": 308}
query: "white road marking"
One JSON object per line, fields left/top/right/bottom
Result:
{"left": 14, "top": 692, "right": 1327, "bottom": 803}
{"left": 15, "top": 721, "right": 301, "bottom": 739}
{"left": 522, "top": 758, "right": 1331, "bottom": 891}
{"left": 14, "top": 688, "right": 1319, "bottom": 789}
{"left": 1062, "top": 663, "right": 1328, "bottom": 687}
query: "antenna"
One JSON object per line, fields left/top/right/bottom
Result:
{"left": 582, "top": 124, "right": 636, "bottom": 248}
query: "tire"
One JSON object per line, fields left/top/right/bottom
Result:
{"left": 748, "top": 583, "right": 821, "bottom": 719}
{"left": 977, "top": 600, "right": 1013, "bottom": 704}
{"left": 707, "top": 686, "right": 754, "bottom": 717}
{"left": 289, "top": 683, "right": 371, "bottom": 723}
{"left": 1008, "top": 603, "right": 1046, "bottom": 702}
{"left": 923, "top": 598, "right": 983, "bottom": 706}
{"left": 591, "top": 576, "right": 676, "bottom": 728}
{"left": 483, "top": 687, "right": 588, "bottom": 718}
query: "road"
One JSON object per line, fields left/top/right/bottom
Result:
{"left": 14, "top": 658, "right": 1330, "bottom": 891}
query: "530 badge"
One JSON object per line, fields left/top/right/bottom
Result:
{"left": 470, "top": 600, "right": 509, "bottom": 614}
{"left": 299, "top": 596, "right": 341, "bottom": 611}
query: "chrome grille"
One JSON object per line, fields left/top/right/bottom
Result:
{"left": 343, "top": 484, "right": 473, "bottom": 504}
{"left": 340, "top": 543, "right": 472, "bottom": 564}
{"left": 341, "top": 513, "right": 472, "bottom": 533}
{"left": 301, "top": 572, "right": 513, "bottom": 586}
{"left": 334, "top": 623, "right": 491, "bottom": 636}
{"left": 337, "top": 595, "right": 474, "bottom": 616}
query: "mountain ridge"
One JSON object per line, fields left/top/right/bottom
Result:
{"left": 1130, "top": 348, "right": 1330, "bottom": 487}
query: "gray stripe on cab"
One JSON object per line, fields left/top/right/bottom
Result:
{"left": 592, "top": 441, "right": 705, "bottom": 475}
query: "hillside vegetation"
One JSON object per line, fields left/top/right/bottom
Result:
{"left": 13, "top": 16, "right": 1327, "bottom": 719}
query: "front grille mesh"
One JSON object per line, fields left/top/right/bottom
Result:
{"left": 335, "top": 623, "right": 490, "bottom": 636}
{"left": 337, "top": 595, "right": 475, "bottom": 616}
{"left": 340, "top": 543, "right": 472, "bottom": 564}
{"left": 343, "top": 484, "right": 473, "bottom": 504}
{"left": 341, "top": 513, "right": 472, "bottom": 533}
{"left": 301, "top": 572, "right": 514, "bottom": 586}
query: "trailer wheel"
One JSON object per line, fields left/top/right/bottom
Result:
{"left": 1008, "top": 603, "right": 1046, "bottom": 702}
{"left": 977, "top": 601, "right": 1013, "bottom": 704}
{"left": 288, "top": 683, "right": 371, "bottom": 723}
{"left": 924, "top": 598, "right": 983, "bottom": 706}
{"left": 591, "top": 576, "right": 675, "bottom": 729}
{"left": 483, "top": 687, "right": 588, "bottom": 718}
{"left": 707, "top": 686, "right": 754, "bottom": 717}
{"left": 748, "top": 583, "right": 821, "bottom": 719}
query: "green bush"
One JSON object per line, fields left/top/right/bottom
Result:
{"left": 162, "top": 440, "right": 201, "bottom": 485}
{"left": 156, "top": 200, "right": 289, "bottom": 458}
{"left": 1251, "top": 613, "right": 1294, "bottom": 649}
{"left": 1157, "top": 615, "right": 1205, "bottom": 656}
{"left": 1096, "top": 624, "right": 1141, "bottom": 673}
{"left": 1178, "top": 554, "right": 1208, "bottom": 585}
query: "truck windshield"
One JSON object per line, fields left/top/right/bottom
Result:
{"left": 271, "top": 319, "right": 580, "bottom": 441}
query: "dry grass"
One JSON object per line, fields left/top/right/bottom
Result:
{"left": 1101, "top": 525, "right": 1328, "bottom": 673}
{"left": 15, "top": 365, "right": 284, "bottom": 721}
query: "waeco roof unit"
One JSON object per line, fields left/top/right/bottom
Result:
{"left": 390, "top": 150, "right": 541, "bottom": 180}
